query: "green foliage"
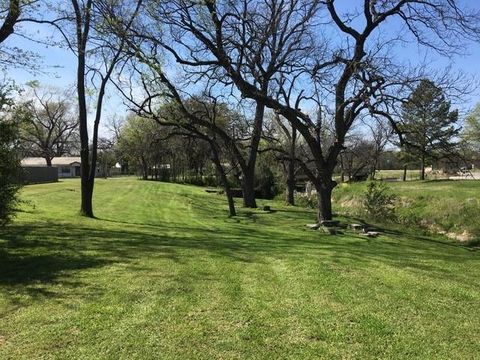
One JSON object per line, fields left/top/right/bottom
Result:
{"left": 255, "top": 152, "right": 281, "bottom": 200}
{"left": 182, "top": 175, "right": 218, "bottom": 187}
{"left": 115, "top": 114, "right": 166, "bottom": 178}
{"left": 255, "top": 163, "right": 277, "bottom": 199}
{"left": 363, "top": 181, "right": 397, "bottom": 220}
{"left": 0, "top": 120, "right": 22, "bottom": 226}
{"left": 294, "top": 194, "right": 316, "bottom": 208}
{"left": 0, "top": 83, "right": 22, "bottom": 226}
{"left": 462, "top": 102, "right": 480, "bottom": 152}
{"left": 400, "top": 79, "right": 459, "bottom": 170}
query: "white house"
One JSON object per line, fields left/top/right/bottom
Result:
{"left": 21, "top": 157, "right": 82, "bottom": 178}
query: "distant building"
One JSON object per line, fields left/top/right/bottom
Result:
{"left": 21, "top": 157, "right": 81, "bottom": 178}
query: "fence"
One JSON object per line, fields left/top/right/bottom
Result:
{"left": 21, "top": 167, "right": 58, "bottom": 184}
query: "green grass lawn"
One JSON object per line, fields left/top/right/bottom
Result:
{"left": 1, "top": 178, "right": 479, "bottom": 359}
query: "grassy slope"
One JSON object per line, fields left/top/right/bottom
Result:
{"left": 0, "top": 178, "right": 479, "bottom": 359}
{"left": 333, "top": 180, "right": 480, "bottom": 239}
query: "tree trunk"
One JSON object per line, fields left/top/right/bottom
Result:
{"left": 420, "top": 153, "right": 425, "bottom": 180}
{"left": 315, "top": 179, "right": 335, "bottom": 222}
{"left": 286, "top": 158, "right": 295, "bottom": 206}
{"left": 0, "top": 0, "right": 20, "bottom": 44}
{"left": 339, "top": 154, "right": 345, "bottom": 183}
{"left": 74, "top": 0, "right": 94, "bottom": 218}
{"left": 239, "top": 99, "right": 266, "bottom": 208}
{"left": 141, "top": 158, "right": 148, "bottom": 180}
{"left": 45, "top": 157, "right": 52, "bottom": 167}
{"left": 80, "top": 178, "right": 94, "bottom": 217}
{"left": 402, "top": 164, "right": 407, "bottom": 181}
{"left": 371, "top": 163, "right": 376, "bottom": 180}
{"left": 286, "top": 126, "right": 297, "bottom": 205}
{"left": 241, "top": 170, "right": 257, "bottom": 208}
{"left": 211, "top": 145, "right": 236, "bottom": 217}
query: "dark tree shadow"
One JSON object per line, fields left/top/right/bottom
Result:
{"left": 1, "top": 208, "right": 479, "bottom": 303}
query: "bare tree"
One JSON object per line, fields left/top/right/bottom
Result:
{"left": 138, "top": 0, "right": 479, "bottom": 222}
{"left": 105, "top": 0, "right": 321, "bottom": 209}
{"left": 98, "top": 0, "right": 480, "bottom": 222}
{"left": 262, "top": 112, "right": 305, "bottom": 205}
{"left": 17, "top": 85, "right": 78, "bottom": 166}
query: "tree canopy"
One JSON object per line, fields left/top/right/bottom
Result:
{"left": 400, "top": 79, "right": 459, "bottom": 180}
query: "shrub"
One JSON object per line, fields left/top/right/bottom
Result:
{"left": 203, "top": 175, "right": 218, "bottom": 187}
{"left": 363, "top": 181, "right": 397, "bottom": 220}
{"left": 295, "top": 194, "right": 317, "bottom": 209}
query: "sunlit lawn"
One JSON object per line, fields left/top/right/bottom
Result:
{"left": 0, "top": 178, "right": 479, "bottom": 359}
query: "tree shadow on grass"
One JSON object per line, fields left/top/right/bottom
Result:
{"left": 0, "top": 249, "right": 110, "bottom": 286}
{"left": 1, "top": 214, "right": 479, "bottom": 301}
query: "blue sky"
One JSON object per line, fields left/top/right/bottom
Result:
{"left": 5, "top": 0, "right": 480, "bottom": 136}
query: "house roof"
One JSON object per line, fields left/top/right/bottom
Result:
{"left": 21, "top": 157, "right": 82, "bottom": 167}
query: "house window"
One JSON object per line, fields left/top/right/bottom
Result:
{"left": 61, "top": 167, "right": 71, "bottom": 174}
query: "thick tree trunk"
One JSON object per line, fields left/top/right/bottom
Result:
{"left": 45, "top": 157, "right": 52, "bottom": 167}
{"left": 80, "top": 178, "right": 94, "bottom": 217}
{"left": 239, "top": 100, "right": 265, "bottom": 208}
{"left": 0, "top": 0, "right": 20, "bottom": 44}
{"left": 316, "top": 182, "right": 334, "bottom": 222}
{"left": 402, "top": 164, "right": 407, "bottom": 181}
{"left": 241, "top": 170, "right": 257, "bottom": 208}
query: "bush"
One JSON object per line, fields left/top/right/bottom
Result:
{"left": 203, "top": 175, "right": 218, "bottom": 187}
{"left": 363, "top": 181, "right": 396, "bottom": 220}
{"left": 255, "top": 165, "right": 278, "bottom": 199}
{"left": 183, "top": 176, "right": 205, "bottom": 186}
{"left": 294, "top": 194, "right": 317, "bottom": 209}
{"left": 0, "top": 121, "right": 22, "bottom": 226}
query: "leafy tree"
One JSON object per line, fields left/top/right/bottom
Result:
{"left": 400, "top": 79, "right": 459, "bottom": 180}
{"left": 96, "top": 137, "right": 117, "bottom": 178}
{"left": 0, "top": 121, "right": 21, "bottom": 226}
{"left": 363, "top": 181, "right": 396, "bottom": 221}
{"left": 0, "top": 83, "right": 22, "bottom": 226}
{"left": 116, "top": 114, "right": 166, "bottom": 180}
{"left": 463, "top": 103, "right": 480, "bottom": 152}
